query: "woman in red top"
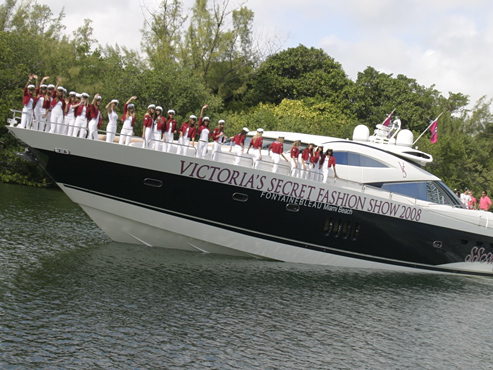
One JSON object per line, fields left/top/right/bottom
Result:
{"left": 143, "top": 104, "right": 156, "bottom": 148}
{"left": 177, "top": 115, "right": 197, "bottom": 155}
{"left": 72, "top": 92, "right": 90, "bottom": 138}
{"left": 229, "top": 127, "right": 249, "bottom": 165}
{"left": 247, "top": 128, "right": 263, "bottom": 168}
{"left": 163, "top": 109, "right": 177, "bottom": 152}
{"left": 152, "top": 106, "right": 165, "bottom": 150}
{"left": 290, "top": 140, "right": 301, "bottom": 178}
{"left": 301, "top": 143, "right": 314, "bottom": 180}
{"left": 310, "top": 146, "right": 324, "bottom": 181}
{"left": 19, "top": 73, "right": 36, "bottom": 129}
{"left": 119, "top": 96, "right": 137, "bottom": 145}
{"left": 323, "top": 148, "right": 338, "bottom": 183}
{"left": 87, "top": 93, "right": 102, "bottom": 140}
{"left": 211, "top": 119, "right": 227, "bottom": 161}
{"left": 268, "top": 136, "right": 288, "bottom": 173}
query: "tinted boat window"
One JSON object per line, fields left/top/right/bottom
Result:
{"left": 333, "top": 151, "right": 387, "bottom": 168}
{"left": 374, "top": 181, "right": 463, "bottom": 206}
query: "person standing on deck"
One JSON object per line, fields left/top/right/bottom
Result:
{"left": 230, "top": 127, "right": 249, "bottom": 165}
{"left": 19, "top": 74, "right": 36, "bottom": 129}
{"left": 163, "top": 109, "right": 177, "bottom": 152}
{"left": 105, "top": 99, "right": 119, "bottom": 143}
{"left": 32, "top": 75, "right": 49, "bottom": 130}
{"left": 152, "top": 106, "right": 165, "bottom": 150}
{"left": 197, "top": 116, "right": 211, "bottom": 159}
{"left": 300, "top": 143, "right": 314, "bottom": 180}
{"left": 87, "top": 94, "right": 103, "bottom": 140}
{"left": 177, "top": 115, "right": 197, "bottom": 155}
{"left": 142, "top": 104, "right": 155, "bottom": 148}
{"left": 268, "top": 136, "right": 288, "bottom": 173}
{"left": 247, "top": 128, "right": 263, "bottom": 169}
{"left": 290, "top": 140, "right": 301, "bottom": 178}
{"left": 119, "top": 96, "right": 137, "bottom": 145}
{"left": 65, "top": 91, "right": 78, "bottom": 136}
{"left": 211, "top": 120, "right": 227, "bottom": 161}
{"left": 72, "top": 93, "right": 90, "bottom": 138}
{"left": 323, "top": 148, "right": 338, "bottom": 183}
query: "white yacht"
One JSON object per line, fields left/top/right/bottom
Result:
{"left": 7, "top": 112, "right": 493, "bottom": 276}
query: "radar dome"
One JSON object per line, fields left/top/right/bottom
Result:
{"left": 396, "top": 129, "right": 414, "bottom": 147}
{"left": 353, "top": 125, "right": 370, "bottom": 142}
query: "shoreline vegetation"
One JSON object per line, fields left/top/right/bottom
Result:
{"left": 1, "top": 0, "right": 493, "bottom": 196}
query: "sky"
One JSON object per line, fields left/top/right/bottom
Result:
{"left": 40, "top": 0, "right": 493, "bottom": 108}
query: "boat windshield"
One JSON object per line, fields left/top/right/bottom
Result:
{"left": 368, "top": 181, "right": 464, "bottom": 207}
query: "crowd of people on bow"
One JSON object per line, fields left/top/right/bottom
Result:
{"left": 456, "top": 188, "right": 492, "bottom": 211}
{"left": 17, "top": 73, "right": 338, "bottom": 182}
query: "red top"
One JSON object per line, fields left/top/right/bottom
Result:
{"left": 49, "top": 97, "right": 66, "bottom": 111}
{"left": 326, "top": 156, "right": 336, "bottom": 168}
{"left": 23, "top": 87, "right": 34, "bottom": 106}
{"left": 249, "top": 137, "right": 263, "bottom": 149}
{"left": 87, "top": 104, "right": 102, "bottom": 128}
{"left": 143, "top": 113, "right": 153, "bottom": 128}
{"left": 310, "top": 151, "right": 320, "bottom": 164}
{"left": 180, "top": 123, "right": 196, "bottom": 139}
{"left": 42, "top": 95, "right": 52, "bottom": 109}
{"left": 155, "top": 116, "right": 165, "bottom": 131}
{"left": 269, "top": 141, "right": 284, "bottom": 154}
{"left": 74, "top": 104, "right": 90, "bottom": 118}
{"left": 165, "top": 118, "right": 177, "bottom": 133}
{"left": 291, "top": 147, "right": 300, "bottom": 159}
{"left": 301, "top": 148, "right": 311, "bottom": 161}
{"left": 233, "top": 133, "right": 246, "bottom": 146}
{"left": 198, "top": 124, "right": 211, "bottom": 139}
{"left": 212, "top": 127, "right": 225, "bottom": 143}
{"left": 121, "top": 104, "right": 136, "bottom": 126}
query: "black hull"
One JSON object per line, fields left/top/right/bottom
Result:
{"left": 30, "top": 146, "right": 493, "bottom": 276}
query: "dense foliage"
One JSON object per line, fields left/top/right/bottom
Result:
{"left": 1, "top": 0, "right": 492, "bottom": 198}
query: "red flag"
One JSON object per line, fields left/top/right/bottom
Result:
{"left": 382, "top": 112, "right": 393, "bottom": 127}
{"left": 430, "top": 120, "right": 438, "bottom": 143}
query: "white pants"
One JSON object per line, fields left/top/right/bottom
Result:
{"left": 252, "top": 150, "right": 261, "bottom": 169}
{"left": 177, "top": 136, "right": 190, "bottom": 155}
{"left": 88, "top": 119, "right": 99, "bottom": 140}
{"left": 197, "top": 140, "right": 208, "bottom": 158}
{"left": 234, "top": 145, "right": 243, "bottom": 165}
{"left": 33, "top": 107, "right": 42, "bottom": 131}
{"left": 19, "top": 107, "right": 33, "bottom": 129}
{"left": 323, "top": 166, "right": 335, "bottom": 183}
{"left": 106, "top": 123, "right": 117, "bottom": 143}
{"left": 211, "top": 142, "right": 222, "bottom": 161}
{"left": 119, "top": 127, "right": 133, "bottom": 145}
{"left": 73, "top": 116, "right": 87, "bottom": 138}
{"left": 163, "top": 131, "right": 174, "bottom": 152}
{"left": 144, "top": 127, "right": 153, "bottom": 148}
{"left": 272, "top": 153, "right": 280, "bottom": 173}
{"left": 291, "top": 158, "right": 300, "bottom": 178}
{"left": 37, "top": 108, "right": 47, "bottom": 132}
{"left": 49, "top": 110, "right": 64, "bottom": 134}
{"left": 65, "top": 115, "right": 75, "bottom": 136}
{"left": 152, "top": 130, "right": 162, "bottom": 150}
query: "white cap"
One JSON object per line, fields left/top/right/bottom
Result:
{"left": 242, "top": 127, "right": 250, "bottom": 133}
{"left": 257, "top": 128, "right": 264, "bottom": 132}
{"left": 203, "top": 116, "right": 210, "bottom": 121}
{"left": 27, "top": 84, "right": 35, "bottom": 89}
{"left": 167, "top": 109, "right": 175, "bottom": 114}
{"left": 40, "top": 84, "right": 47, "bottom": 89}
{"left": 111, "top": 99, "right": 119, "bottom": 104}
{"left": 156, "top": 106, "right": 163, "bottom": 111}
{"left": 69, "top": 91, "right": 76, "bottom": 96}
{"left": 82, "top": 92, "right": 90, "bottom": 98}
{"left": 218, "top": 119, "right": 225, "bottom": 124}
{"left": 190, "top": 115, "right": 197, "bottom": 119}
{"left": 148, "top": 104, "right": 156, "bottom": 109}
{"left": 57, "top": 86, "right": 64, "bottom": 91}
{"left": 76, "top": 93, "right": 82, "bottom": 98}
{"left": 127, "top": 103, "right": 135, "bottom": 108}
{"left": 47, "top": 84, "right": 55, "bottom": 89}
{"left": 96, "top": 95, "right": 102, "bottom": 100}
